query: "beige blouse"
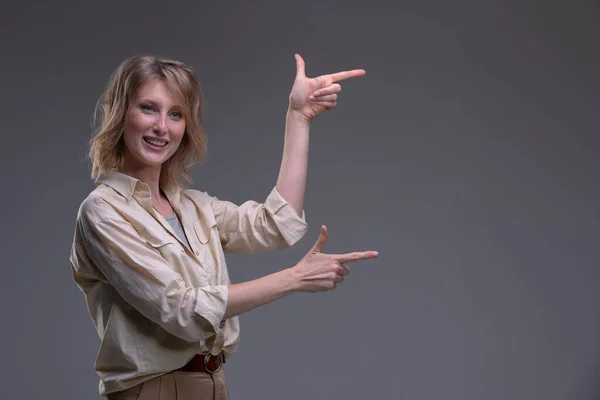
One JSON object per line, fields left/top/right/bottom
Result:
{"left": 70, "top": 171, "right": 307, "bottom": 395}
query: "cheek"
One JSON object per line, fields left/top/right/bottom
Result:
{"left": 127, "top": 113, "right": 153, "bottom": 133}
{"left": 171, "top": 123, "right": 186, "bottom": 144}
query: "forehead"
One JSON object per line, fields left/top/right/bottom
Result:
{"left": 135, "top": 78, "right": 181, "bottom": 106}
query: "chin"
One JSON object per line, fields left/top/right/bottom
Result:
{"left": 134, "top": 153, "right": 169, "bottom": 168}
{"left": 147, "top": 157, "right": 170, "bottom": 167}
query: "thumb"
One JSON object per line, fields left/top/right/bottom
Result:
{"left": 294, "top": 54, "right": 306, "bottom": 79}
{"left": 311, "top": 225, "right": 328, "bottom": 253}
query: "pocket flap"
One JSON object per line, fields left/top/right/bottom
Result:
{"left": 194, "top": 203, "right": 218, "bottom": 244}
{"left": 194, "top": 220, "right": 217, "bottom": 244}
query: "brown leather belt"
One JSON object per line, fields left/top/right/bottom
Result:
{"left": 176, "top": 353, "right": 225, "bottom": 374}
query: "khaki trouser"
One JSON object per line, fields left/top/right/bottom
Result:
{"left": 106, "top": 369, "right": 229, "bottom": 400}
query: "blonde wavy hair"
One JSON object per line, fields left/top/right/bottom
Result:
{"left": 89, "top": 54, "right": 207, "bottom": 190}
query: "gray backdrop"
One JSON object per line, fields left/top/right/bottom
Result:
{"left": 1, "top": 1, "right": 599, "bottom": 399}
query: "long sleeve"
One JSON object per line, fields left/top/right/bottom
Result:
{"left": 208, "top": 186, "right": 308, "bottom": 254}
{"left": 77, "top": 195, "right": 227, "bottom": 343}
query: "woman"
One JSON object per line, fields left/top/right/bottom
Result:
{"left": 70, "top": 54, "right": 378, "bottom": 400}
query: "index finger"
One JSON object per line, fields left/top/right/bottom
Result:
{"left": 331, "top": 250, "right": 378, "bottom": 264}
{"left": 327, "top": 69, "right": 366, "bottom": 83}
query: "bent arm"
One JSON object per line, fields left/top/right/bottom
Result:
{"left": 223, "top": 225, "right": 378, "bottom": 319}
{"left": 224, "top": 268, "right": 296, "bottom": 319}
{"left": 207, "top": 186, "right": 308, "bottom": 254}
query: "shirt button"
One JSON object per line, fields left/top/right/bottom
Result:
{"left": 195, "top": 250, "right": 200, "bottom": 256}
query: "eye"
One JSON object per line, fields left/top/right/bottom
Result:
{"left": 170, "top": 111, "right": 183, "bottom": 119}
{"left": 140, "top": 104, "right": 154, "bottom": 112}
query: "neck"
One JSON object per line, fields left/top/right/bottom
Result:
{"left": 120, "top": 161, "right": 163, "bottom": 201}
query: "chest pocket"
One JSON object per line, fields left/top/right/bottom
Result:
{"left": 139, "top": 220, "right": 186, "bottom": 260}
{"left": 191, "top": 205, "right": 221, "bottom": 281}
{"left": 191, "top": 201, "right": 219, "bottom": 247}
{"left": 193, "top": 221, "right": 219, "bottom": 263}
{"left": 193, "top": 220, "right": 218, "bottom": 245}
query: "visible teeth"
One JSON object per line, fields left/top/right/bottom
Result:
{"left": 145, "top": 138, "right": 167, "bottom": 147}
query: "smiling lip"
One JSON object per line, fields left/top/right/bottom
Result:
{"left": 143, "top": 137, "right": 168, "bottom": 148}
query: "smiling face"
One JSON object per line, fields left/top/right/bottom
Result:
{"left": 121, "top": 78, "right": 186, "bottom": 174}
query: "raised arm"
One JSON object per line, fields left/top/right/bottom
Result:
{"left": 275, "top": 54, "right": 366, "bottom": 215}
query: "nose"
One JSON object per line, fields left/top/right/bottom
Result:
{"left": 153, "top": 113, "right": 168, "bottom": 136}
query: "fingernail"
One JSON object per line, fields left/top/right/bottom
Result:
{"left": 313, "top": 91, "right": 320, "bottom": 96}
{"left": 373, "top": 251, "right": 379, "bottom": 256}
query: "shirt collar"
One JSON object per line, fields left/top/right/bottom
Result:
{"left": 95, "top": 170, "right": 182, "bottom": 212}
{"left": 95, "top": 170, "right": 139, "bottom": 200}
{"left": 163, "top": 183, "right": 182, "bottom": 214}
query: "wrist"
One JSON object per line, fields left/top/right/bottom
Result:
{"left": 282, "top": 266, "right": 300, "bottom": 293}
{"left": 286, "top": 107, "right": 311, "bottom": 126}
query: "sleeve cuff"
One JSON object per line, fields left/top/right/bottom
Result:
{"left": 193, "top": 285, "right": 228, "bottom": 336}
{"left": 264, "top": 187, "right": 308, "bottom": 246}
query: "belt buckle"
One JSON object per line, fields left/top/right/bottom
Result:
{"left": 203, "top": 353, "right": 222, "bottom": 374}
